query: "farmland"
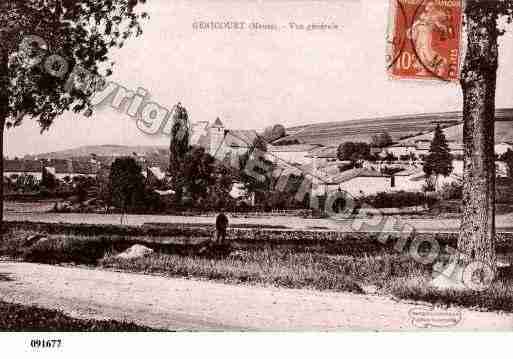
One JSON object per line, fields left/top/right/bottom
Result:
{"left": 280, "top": 108, "right": 513, "bottom": 146}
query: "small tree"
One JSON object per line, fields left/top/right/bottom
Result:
{"left": 239, "top": 136, "right": 273, "bottom": 206}
{"left": 40, "top": 167, "right": 57, "bottom": 191}
{"left": 423, "top": 124, "right": 453, "bottom": 190}
{"left": 383, "top": 152, "right": 397, "bottom": 163}
{"left": 337, "top": 142, "right": 370, "bottom": 163}
{"left": 371, "top": 132, "right": 393, "bottom": 148}
{"left": 109, "top": 157, "right": 146, "bottom": 215}
{"left": 262, "top": 124, "right": 286, "bottom": 143}
{"left": 169, "top": 102, "right": 190, "bottom": 206}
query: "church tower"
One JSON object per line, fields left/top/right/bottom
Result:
{"left": 209, "top": 117, "right": 225, "bottom": 156}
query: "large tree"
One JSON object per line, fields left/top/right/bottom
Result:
{"left": 457, "top": 1, "right": 513, "bottom": 275}
{"left": 371, "top": 132, "right": 393, "bottom": 148}
{"left": 181, "top": 146, "right": 234, "bottom": 209}
{"left": 169, "top": 102, "right": 190, "bottom": 206}
{"left": 0, "top": 0, "right": 147, "bottom": 235}
{"left": 109, "top": 157, "right": 146, "bottom": 214}
{"left": 239, "top": 136, "right": 273, "bottom": 206}
{"left": 337, "top": 142, "right": 370, "bottom": 164}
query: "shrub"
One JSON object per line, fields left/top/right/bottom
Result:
{"left": 22, "top": 236, "right": 114, "bottom": 264}
{"left": 437, "top": 181, "right": 462, "bottom": 200}
{"left": 0, "top": 301, "right": 156, "bottom": 331}
{"left": 359, "top": 191, "right": 436, "bottom": 208}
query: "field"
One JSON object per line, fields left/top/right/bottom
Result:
{"left": 281, "top": 111, "right": 463, "bottom": 145}
{"left": 2, "top": 221, "right": 513, "bottom": 313}
{"left": 398, "top": 120, "right": 513, "bottom": 144}
{"left": 280, "top": 108, "right": 513, "bottom": 146}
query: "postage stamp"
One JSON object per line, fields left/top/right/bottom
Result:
{"left": 387, "top": 0, "right": 463, "bottom": 81}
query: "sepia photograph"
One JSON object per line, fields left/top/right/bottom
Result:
{"left": 1, "top": 0, "right": 513, "bottom": 354}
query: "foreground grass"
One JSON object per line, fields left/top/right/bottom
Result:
{"left": 389, "top": 276, "right": 513, "bottom": 313}
{"left": 99, "top": 249, "right": 430, "bottom": 295}
{"left": 0, "top": 301, "right": 156, "bottom": 331}
{"left": 3, "top": 225, "right": 513, "bottom": 313}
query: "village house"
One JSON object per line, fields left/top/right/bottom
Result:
{"left": 495, "top": 142, "right": 513, "bottom": 156}
{"left": 44, "top": 159, "right": 97, "bottom": 180}
{"left": 304, "top": 146, "right": 338, "bottom": 166}
{"left": 268, "top": 144, "right": 321, "bottom": 166}
{"left": 382, "top": 139, "right": 464, "bottom": 159}
{"left": 323, "top": 168, "right": 392, "bottom": 197}
{"left": 4, "top": 159, "right": 44, "bottom": 181}
{"left": 393, "top": 167, "right": 461, "bottom": 192}
{"left": 203, "top": 117, "right": 260, "bottom": 162}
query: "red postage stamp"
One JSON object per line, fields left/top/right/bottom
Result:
{"left": 387, "top": 0, "right": 463, "bottom": 81}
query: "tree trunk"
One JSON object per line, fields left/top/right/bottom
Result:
{"left": 0, "top": 48, "right": 8, "bottom": 240}
{"left": 457, "top": 2, "right": 498, "bottom": 273}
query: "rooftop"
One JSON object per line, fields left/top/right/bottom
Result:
{"left": 224, "top": 130, "right": 259, "bottom": 148}
{"left": 329, "top": 168, "right": 389, "bottom": 184}
{"left": 268, "top": 144, "right": 321, "bottom": 153}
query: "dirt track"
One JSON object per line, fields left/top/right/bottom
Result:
{"left": 1, "top": 261, "right": 512, "bottom": 331}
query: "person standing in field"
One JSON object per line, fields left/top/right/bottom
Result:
{"left": 215, "top": 211, "right": 229, "bottom": 244}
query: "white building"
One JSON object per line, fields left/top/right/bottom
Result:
{"left": 495, "top": 142, "right": 513, "bottom": 156}
{"left": 268, "top": 144, "right": 321, "bottom": 166}
{"left": 325, "top": 168, "right": 392, "bottom": 197}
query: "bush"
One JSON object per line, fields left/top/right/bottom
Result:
{"left": 437, "top": 181, "right": 462, "bottom": 200}
{"left": 359, "top": 191, "right": 436, "bottom": 208}
{"left": 0, "top": 301, "right": 156, "bottom": 331}
{"left": 22, "top": 236, "right": 114, "bottom": 264}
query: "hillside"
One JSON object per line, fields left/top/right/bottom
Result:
{"left": 25, "top": 145, "right": 169, "bottom": 160}
{"left": 23, "top": 108, "right": 513, "bottom": 160}
{"left": 398, "top": 120, "right": 513, "bottom": 145}
{"left": 278, "top": 108, "right": 513, "bottom": 146}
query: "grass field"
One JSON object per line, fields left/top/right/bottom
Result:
{"left": 2, "top": 223, "right": 513, "bottom": 314}
{"left": 282, "top": 108, "right": 513, "bottom": 146}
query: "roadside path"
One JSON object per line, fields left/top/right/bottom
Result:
{"left": 6, "top": 211, "right": 513, "bottom": 232}
{"left": 1, "top": 262, "right": 512, "bottom": 331}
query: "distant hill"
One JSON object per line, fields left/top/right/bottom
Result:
{"left": 25, "top": 144, "right": 169, "bottom": 160}
{"left": 22, "top": 108, "right": 513, "bottom": 160}
{"left": 399, "top": 120, "right": 513, "bottom": 145}
{"left": 278, "top": 108, "right": 513, "bottom": 146}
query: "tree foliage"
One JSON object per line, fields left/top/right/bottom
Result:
{"left": 371, "top": 132, "right": 393, "bottom": 148}
{"left": 337, "top": 142, "right": 370, "bottom": 162}
{"left": 109, "top": 157, "right": 146, "bottom": 212}
{"left": 262, "top": 124, "right": 286, "bottom": 143}
{"left": 0, "top": 0, "right": 148, "bottom": 234}
{"left": 423, "top": 124, "right": 453, "bottom": 179}
{"left": 40, "top": 167, "right": 57, "bottom": 190}
{"left": 0, "top": 0, "right": 148, "bottom": 129}
{"left": 239, "top": 137, "right": 273, "bottom": 205}
{"left": 169, "top": 102, "right": 190, "bottom": 205}
{"left": 179, "top": 146, "right": 234, "bottom": 209}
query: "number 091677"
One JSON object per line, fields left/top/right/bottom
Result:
{"left": 30, "top": 339, "right": 62, "bottom": 349}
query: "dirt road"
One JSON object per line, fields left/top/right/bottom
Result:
{"left": 7, "top": 210, "right": 513, "bottom": 233}
{"left": 1, "top": 261, "right": 512, "bottom": 331}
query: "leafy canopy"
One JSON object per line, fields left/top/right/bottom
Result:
{"left": 337, "top": 142, "right": 370, "bottom": 162}
{"left": 0, "top": 0, "right": 148, "bottom": 129}
{"left": 423, "top": 124, "right": 453, "bottom": 178}
{"left": 109, "top": 157, "right": 146, "bottom": 211}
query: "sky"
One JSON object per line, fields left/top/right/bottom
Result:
{"left": 5, "top": 0, "right": 513, "bottom": 157}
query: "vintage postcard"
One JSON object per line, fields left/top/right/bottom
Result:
{"left": 0, "top": 0, "right": 513, "bottom": 354}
